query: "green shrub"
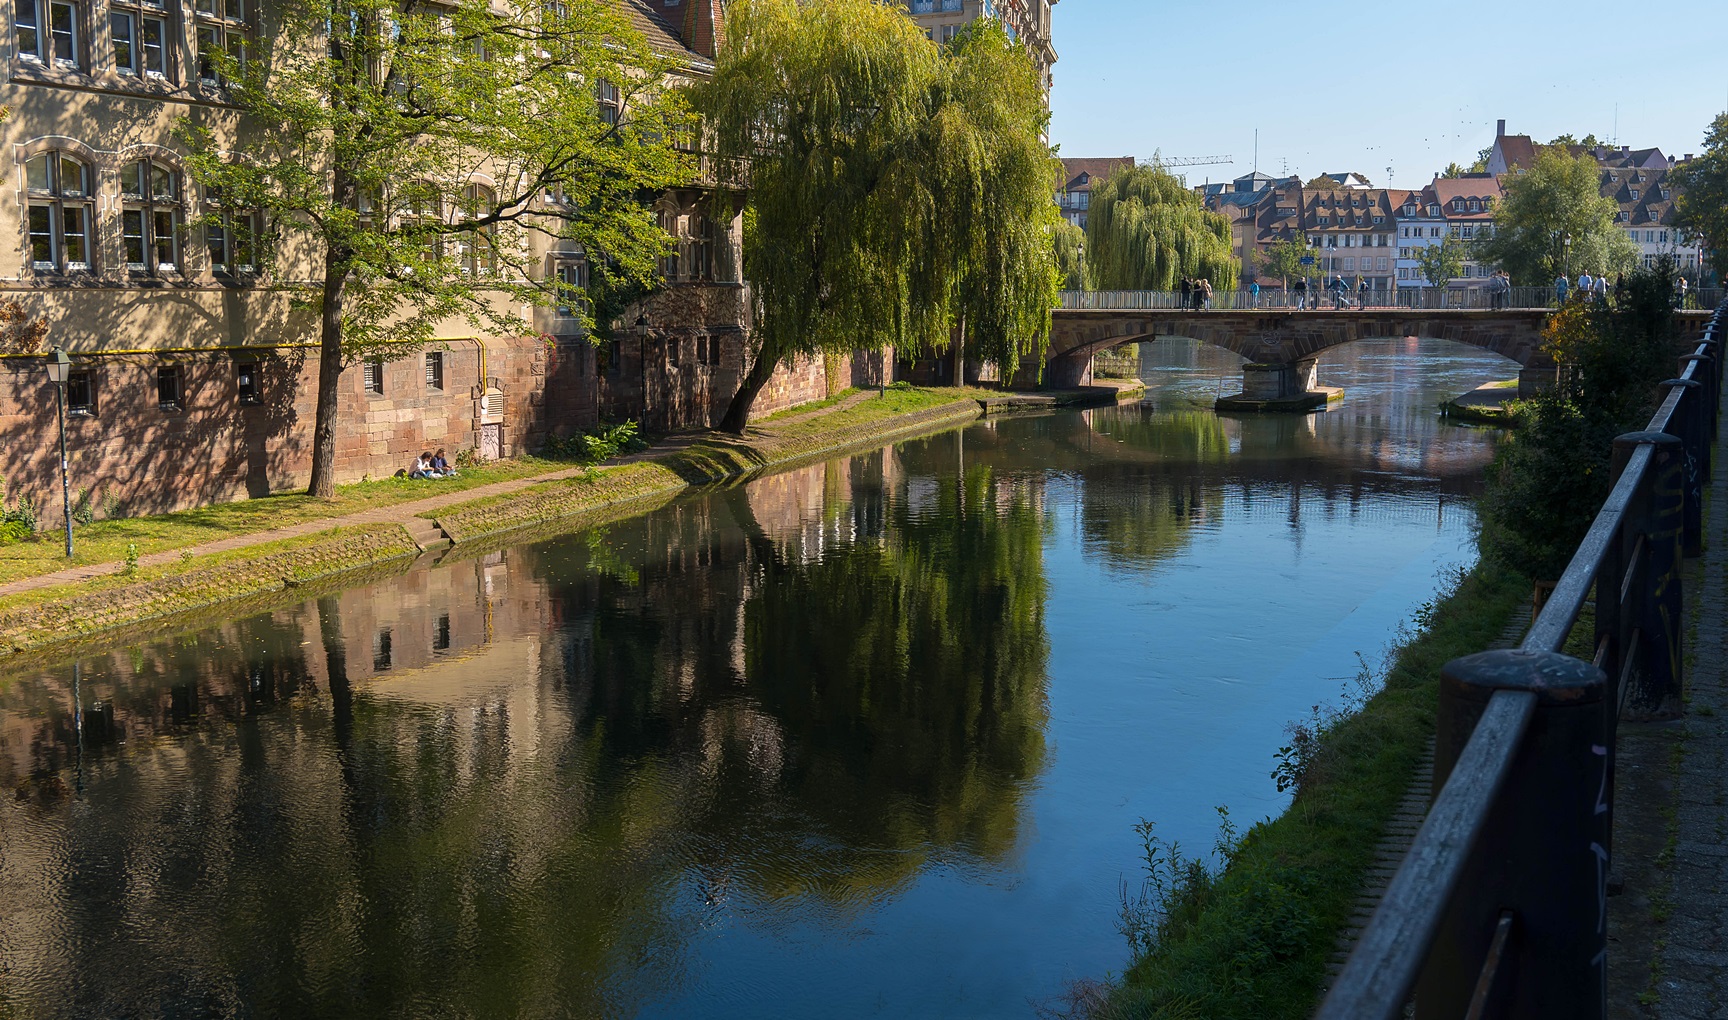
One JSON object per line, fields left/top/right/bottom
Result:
{"left": 541, "top": 420, "right": 643, "bottom": 464}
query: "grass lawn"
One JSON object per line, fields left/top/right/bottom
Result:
{"left": 0, "top": 456, "right": 567, "bottom": 585}
{"left": 0, "top": 386, "right": 979, "bottom": 587}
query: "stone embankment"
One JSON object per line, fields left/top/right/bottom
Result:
{"left": 0, "top": 396, "right": 984, "bottom": 662}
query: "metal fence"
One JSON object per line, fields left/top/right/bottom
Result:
{"left": 1314, "top": 297, "right": 1728, "bottom": 1020}
{"left": 1058, "top": 288, "right": 1725, "bottom": 313}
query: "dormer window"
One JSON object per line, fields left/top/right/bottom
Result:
{"left": 1629, "top": 188, "right": 1639, "bottom": 200}
{"left": 1660, "top": 188, "right": 1671, "bottom": 200}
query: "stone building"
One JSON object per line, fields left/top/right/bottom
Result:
{"left": 898, "top": 0, "right": 1057, "bottom": 92}
{"left": 0, "top": 0, "right": 848, "bottom": 519}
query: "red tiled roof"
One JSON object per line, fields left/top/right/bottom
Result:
{"left": 614, "top": 0, "right": 705, "bottom": 61}
{"left": 1496, "top": 134, "right": 1538, "bottom": 171}
{"left": 1060, "top": 157, "right": 1136, "bottom": 193}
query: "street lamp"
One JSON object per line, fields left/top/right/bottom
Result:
{"left": 634, "top": 313, "right": 652, "bottom": 431}
{"left": 44, "top": 346, "right": 73, "bottom": 558}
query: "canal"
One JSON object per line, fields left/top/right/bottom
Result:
{"left": 0, "top": 338, "right": 1509, "bottom": 1018}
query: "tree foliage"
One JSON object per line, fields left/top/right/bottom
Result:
{"left": 1085, "top": 163, "right": 1239, "bottom": 292}
{"left": 1254, "top": 237, "right": 1312, "bottom": 287}
{"left": 1053, "top": 218, "right": 1088, "bottom": 290}
{"left": 1476, "top": 261, "right": 1680, "bottom": 579}
{"left": 180, "top": 0, "right": 693, "bottom": 494}
{"left": 1470, "top": 148, "right": 1636, "bottom": 285}
{"left": 1414, "top": 234, "right": 1467, "bottom": 287}
{"left": 697, "top": 0, "right": 1060, "bottom": 431}
{"left": 1671, "top": 113, "right": 1728, "bottom": 282}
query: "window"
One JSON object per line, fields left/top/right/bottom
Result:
{"left": 236, "top": 361, "right": 260, "bottom": 404}
{"left": 1372, "top": 215, "right": 1383, "bottom": 224}
{"left": 120, "top": 159, "right": 180, "bottom": 273}
{"left": 1376, "top": 257, "right": 1388, "bottom": 271}
{"left": 66, "top": 369, "right": 94, "bottom": 414}
{"left": 667, "top": 336, "right": 680, "bottom": 368}
{"left": 207, "top": 204, "right": 262, "bottom": 274}
{"left": 17, "top": 0, "right": 81, "bottom": 68}
{"left": 709, "top": 334, "right": 722, "bottom": 366}
{"left": 596, "top": 78, "right": 620, "bottom": 127}
{"left": 696, "top": 335, "right": 707, "bottom": 365}
{"left": 1342, "top": 257, "right": 1355, "bottom": 271}
{"left": 1660, "top": 188, "right": 1671, "bottom": 201}
{"left": 111, "top": 0, "right": 169, "bottom": 78}
{"left": 157, "top": 364, "right": 182, "bottom": 409}
{"left": 555, "top": 258, "right": 589, "bottom": 316}
{"left": 939, "top": 24, "right": 957, "bottom": 43}
{"left": 658, "top": 208, "right": 681, "bottom": 281}
{"left": 454, "top": 184, "right": 495, "bottom": 275}
{"left": 688, "top": 213, "right": 716, "bottom": 281}
{"left": 194, "top": 0, "right": 248, "bottom": 85}
{"left": 1429, "top": 226, "right": 1441, "bottom": 237}
{"left": 1629, "top": 188, "right": 1639, "bottom": 200}
{"left": 363, "top": 357, "right": 384, "bottom": 394}
{"left": 605, "top": 338, "right": 620, "bottom": 375}
{"left": 425, "top": 351, "right": 443, "bottom": 390}
{"left": 24, "top": 151, "right": 93, "bottom": 273}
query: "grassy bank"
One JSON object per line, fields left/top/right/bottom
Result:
{"left": 1098, "top": 563, "right": 1528, "bottom": 1020}
{"left": 0, "top": 456, "right": 565, "bottom": 586}
{"left": 432, "top": 390, "right": 979, "bottom": 542}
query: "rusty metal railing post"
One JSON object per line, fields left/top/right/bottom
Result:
{"left": 1415, "top": 651, "right": 1608, "bottom": 1020}
{"left": 1613, "top": 431, "right": 1686, "bottom": 719}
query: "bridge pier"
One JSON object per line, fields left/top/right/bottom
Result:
{"left": 1216, "top": 359, "right": 1341, "bottom": 413}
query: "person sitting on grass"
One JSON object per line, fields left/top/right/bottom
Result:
{"left": 410, "top": 453, "right": 442, "bottom": 480}
{"left": 431, "top": 448, "right": 456, "bottom": 478}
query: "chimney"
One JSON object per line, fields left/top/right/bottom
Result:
{"left": 1685, "top": 154, "right": 1695, "bottom": 162}
{"left": 682, "top": 0, "right": 723, "bottom": 59}
{"left": 1621, "top": 145, "right": 1630, "bottom": 154}
{"left": 1496, "top": 119, "right": 1505, "bottom": 138}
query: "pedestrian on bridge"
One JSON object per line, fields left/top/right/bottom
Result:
{"left": 1250, "top": 280, "right": 1261, "bottom": 307}
{"left": 1200, "top": 278, "right": 1214, "bottom": 309}
{"left": 1294, "top": 277, "right": 1309, "bottom": 310}
{"left": 1555, "top": 273, "right": 1570, "bottom": 305}
{"left": 1358, "top": 276, "right": 1370, "bottom": 308}
{"left": 1578, "top": 270, "right": 1595, "bottom": 301}
{"left": 1594, "top": 272, "right": 1610, "bottom": 304}
{"left": 1179, "top": 277, "right": 1191, "bottom": 309}
{"left": 1330, "top": 274, "right": 1350, "bottom": 310}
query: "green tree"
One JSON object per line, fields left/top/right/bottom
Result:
{"left": 1086, "top": 163, "right": 1239, "bottom": 292}
{"left": 1477, "top": 262, "right": 1680, "bottom": 579}
{"left": 1671, "top": 113, "right": 1728, "bottom": 283}
{"left": 1415, "top": 234, "right": 1467, "bottom": 287}
{"left": 180, "top": 0, "right": 692, "bottom": 496}
{"left": 1053, "top": 218, "right": 1088, "bottom": 290}
{"left": 1255, "top": 236, "right": 1313, "bottom": 288}
{"left": 1471, "top": 148, "right": 1637, "bottom": 285}
{"left": 1548, "top": 132, "right": 1605, "bottom": 149}
{"left": 697, "top": 0, "right": 1059, "bottom": 431}
{"left": 1440, "top": 162, "right": 1469, "bottom": 179}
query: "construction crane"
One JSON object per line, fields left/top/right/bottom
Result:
{"left": 1139, "top": 154, "right": 1233, "bottom": 169}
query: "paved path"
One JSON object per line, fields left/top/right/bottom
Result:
{"left": 1639, "top": 423, "right": 1728, "bottom": 1017}
{"left": 0, "top": 428, "right": 731, "bottom": 600}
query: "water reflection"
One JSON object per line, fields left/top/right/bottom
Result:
{"left": 0, "top": 449, "right": 1051, "bottom": 1020}
{"left": 0, "top": 336, "right": 1511, "bottom": 1018}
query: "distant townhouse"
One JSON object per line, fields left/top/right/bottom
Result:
{"left": 1302, "top": 187, "right": 1398, "bottom": 289}
{"left": 1057, "top": 157, "right": 1135, "bottom": 229}
{"left": 1394, "top": 187, "right": 1446, "bottom": 287}
{"left": 1391, "top": 177, "right": 1501, "bottom": 288}
{"left": 1600, "top": 161, "right": 1706, "bottom": 275}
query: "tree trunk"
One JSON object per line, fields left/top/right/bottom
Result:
{"left": 719, "top": 342, "right": 781, "bottom": 434}
{"left": 304, "top": 252, "right": 349, "bottom": 497}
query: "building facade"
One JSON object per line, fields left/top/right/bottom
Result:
{"left": 1056, "top": 156, "right": 1133, "bottom": 229}
{"left": 0, "top": 0, "right": 849, "bottom": 519}
{"left": 899, "top": 0, "right": 1057, "bottom": 90}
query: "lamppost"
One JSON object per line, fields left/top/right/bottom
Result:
{"left": 44, "top": 346, "right": 73, "bottom": 557}
{"left": 634, "top": 313, "right": 651, "bottom": 431}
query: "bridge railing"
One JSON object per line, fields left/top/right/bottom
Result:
{"left": 1314, "top": 297, "right": 1728, "bottom": 1020}
{"left": 1058, "top": 287, "right": 1724, "bottom": 313}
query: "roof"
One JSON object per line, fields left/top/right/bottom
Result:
{"left": 1429, "top": 176, "right": 1501, "bottom": 220}
{"left": 1060, "top": 156, "right": 1136, "bottom": 193}
{"left": 617, "top": 0, "right": 706, "bottom": 62}
{"left": 1495, "top": 134, "right": 1539, "bottom": 172}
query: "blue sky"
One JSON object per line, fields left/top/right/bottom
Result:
{"left": 1047, "top": 0, "right": 1728, "bottom": 190}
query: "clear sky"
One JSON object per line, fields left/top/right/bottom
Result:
{"left": 1047, "top": 0, "right": 1728, "bottom": 191}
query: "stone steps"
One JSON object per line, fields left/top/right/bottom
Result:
{"left": 403, "top": 516, "right": 450, "bottom": 551}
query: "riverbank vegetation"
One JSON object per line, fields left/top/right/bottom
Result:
{"left": 1076, "top": 564, "right": 1527, "bottom": 1020}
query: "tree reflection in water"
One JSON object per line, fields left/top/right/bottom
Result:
{"left": 0, "top": 443, "right": 1052, "bottom": 1020}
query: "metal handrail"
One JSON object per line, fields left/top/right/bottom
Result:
{"left": 1058, "top": 288, "right": 1725, "bottom": 313}
{"left": 1315, "top": 297, "right": 1728, "bottom": 1020}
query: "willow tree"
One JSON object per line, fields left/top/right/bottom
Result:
{"left": 1086, "top": 163, "right": 1240, "bottom": 292}
{"left": 697, "top": 0, "right": 1060, "bottom": 431}
{"left": 180, "top": 0, "right": 692, "bottom": 496}
{"left": 1053, "top": 219, "right": 1088, "bottom": 290}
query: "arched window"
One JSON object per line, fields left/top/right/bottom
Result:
{"left": 399, "top": 182, "right": 442, "bottom": 259}
{"left": 25, "top": 151, "right": 93, "bottom": 273}
{"left": 119, "top": 158, "right": 181, "bottom": 273}
{"left": 455, "top": 183, "right": 495, "bottom": 275}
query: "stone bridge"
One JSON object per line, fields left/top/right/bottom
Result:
{"left": 1040, "top": 308, "right": 1561, "bottom": 405}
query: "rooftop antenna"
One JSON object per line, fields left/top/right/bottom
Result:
{"left": 1253, "top": 129, "right": 1258, "bottom": 173}
{"left": 1613, "top": 103, "right": 1618, "bottom": 146}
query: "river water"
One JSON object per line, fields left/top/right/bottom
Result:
{"left": 0, "top": 338, "right": 1509, "bottom": 1019}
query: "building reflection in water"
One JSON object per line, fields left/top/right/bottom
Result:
{"left": 0, "top": 438, "right": 1052, "bottom": 1020}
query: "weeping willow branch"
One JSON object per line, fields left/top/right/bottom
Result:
{"left": 1085, "top": 163, "right": 1240, "bottom": 292}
